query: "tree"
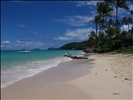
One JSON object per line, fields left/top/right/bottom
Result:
{"left": 96, "top": 2, "right": 106, "bottom": 32}
{"left": 127, "top": 17, "right": 132, "bottom": 30}
{"left": 90, "top": 16, "right": 101, "bottom": 37}
{"left": 129, "top": 1, "right": 133, "bottom": 15}
{"left": 96, "top": 2, "right": 114, "bottom": 31}
{"left": 108, "top": 18, "right": 114, "bottom": 27}
{"left": 89, "top": 0, "right": 131, "bottom": 52}
{"left": 105, "top": 0, "right": 129, "bottom": 29}
{"left": 121, "top": 17, "right": 128, "bottom": 31}
{"left": 88, "top": 31, "right": 97, "bottom": 47}
{"left": 104, "top": 1, "right": 114, "bottom": 29}
{"left": 98, "top": 32, "right": 108, "bottom": 52}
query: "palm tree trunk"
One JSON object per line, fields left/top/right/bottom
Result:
{"left": 96, "top": 24, "right": 98, "bottom": 48}
{"left": 105, "top": 0, "right": 108, "bottom": 30}
{"left": 131, "top": 26, "right": 133, "bottom": 45}
{"left": 96, "top": 24, "right": 98, "bottom": 36}
{"left": 116, "top": 5, "right": 118, "bottom": 28}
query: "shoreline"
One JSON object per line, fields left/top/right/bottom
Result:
{"left": 1, "top": 50, "right": 82, "bottom": 89}
{"left": 1, "top": 56, "right": 73, "bottom": 89}
{"left": 2, "top": 58, "right": 93, "bottom": 99}
{"left": 1, "top": 53, "right": 133, "bottom": 99}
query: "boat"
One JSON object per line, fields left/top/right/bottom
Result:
{"left": 17, "top": 49, "right": 31, "bottom": 54}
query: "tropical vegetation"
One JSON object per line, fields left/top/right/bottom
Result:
{"left": 89, "top": 0, "right": 133, "bottom": 53}
{"left": 60, "top": 0, "right": 133, "bottom": 53}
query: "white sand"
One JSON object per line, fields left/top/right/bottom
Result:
{"left": 67, "top": 54, "right": 132, "bottom": 100}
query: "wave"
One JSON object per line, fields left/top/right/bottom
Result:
{"left": 1, "top": 57, "right": 72, "bottom": 88}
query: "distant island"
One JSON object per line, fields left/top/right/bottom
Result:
{"left": 33, "top": 48, "right": 41, "bottom": 50}
{"left": 47, "top": 47, "right": 59, "bottom": 50}
{"left": 59, "top": 41, "right": 90, "bottom": 50}
{"left": 47, "top": 41, "right": 90, "bottom": 50}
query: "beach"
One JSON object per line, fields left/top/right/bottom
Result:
{"left": 1, "top": 53, "right": 133, "bottom": 100}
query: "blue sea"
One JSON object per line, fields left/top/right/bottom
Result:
{"left": 1, "top": 50, "right": 83, "bottom": 88}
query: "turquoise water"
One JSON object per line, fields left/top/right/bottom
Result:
{"left": 1, "top": 50, "right": 83, "bottom": 88}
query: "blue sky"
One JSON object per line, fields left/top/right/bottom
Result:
{"left": 1, "top": 1, "right": 133, "bottom": 50}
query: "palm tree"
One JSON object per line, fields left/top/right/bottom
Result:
{"left": 131, "top": 26, "right": 133, "bottom": 45}
{"left": 129, "top": 1, "right": 133, "bottom": 14}
{"left": 121, "top": 17, "right": 128, "bottom": 31}
{"left": 88, "top": 31, "right": 97, "bottom": 47}
{"left": 96, "top": 3, "right": 105, "bottom": 18}
{"left": 116, "top": 0, "right": 129, "bottom": 29}
{"left": 90, "top": 16, "right": 101, "bottom": 37}
{"left": 108, "top": 18, "right": 114, "bottom": 27}
{"left": 96, "top": 2, "right": 107, "bottom": 32}
{"left": 96, "top": 2, "right": 114, "bottom": 31}
{"left": 127, "top": 17, "right": 132, "bottom": 30}
{"left": 105, "top": 0, "right": 129, "bottom": 28}
{"left": 127, "top": 17, "right": 133, "bottom": 45}
{"left": 104, "top": 1, "right": 114, "bottom": 29}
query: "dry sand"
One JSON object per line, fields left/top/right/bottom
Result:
{"left": 68, "top": 53, "right": 133, "bottom": 100}
{"left": 1, "top": 53, "right": 133, "bottom": 100}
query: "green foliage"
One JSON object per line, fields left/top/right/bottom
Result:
{"left": 60, "top": 0, "right": 132, "bottom": 53}
{"left": 97, "top": 32, "right": 108, "bottom": 52}
{"left": 96, "top": 27, "right": 127, "bottom": 52}
{"left": 90, "top": 0, "right": 132, "bottom": 53}
{"left": 118, "top": 46, "right": 133, "bottom": 54}
{"left": 88, "top": 31, "right": 97, "bottom": 47}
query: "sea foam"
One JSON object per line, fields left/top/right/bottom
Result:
{"left": 1, "top": 57, "right": 72, "bottom": 88}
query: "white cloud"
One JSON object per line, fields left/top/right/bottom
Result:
{"left": 16, "top": 40, "right": 23, "bottom": 43}
{"left": 1, "top": 41, "right": 11, "bottom": 48}
{"left": 15, "top": 40, "right": 52, "bottom": 48}
{"left": 129, "top": 4, "right": 133, "bottom": 11}
{"left": 121, "top": 24, "right": 133, "bottom": 32}
{"left": 1, "top": 39, "right": 53, "bottom": 49}
{"left": 113, "top": 5, "right": 132, "bottom": 17}
{"left": 55, "top": 27, "right": 95, "bottom": 41}
{"left": 2, "top": 41, "right": 11, "bottom": 44}
{"left": 18, "top": 24, "right": 27, "bottom": 28}
{"left": 54, "top": 36, "right": 73, "bottom": 40}
{"left": 75, "top": 1, "right": 102, "bottom": 7}
{"left": 55, "top": 15, "right": 94, "bottom": 26}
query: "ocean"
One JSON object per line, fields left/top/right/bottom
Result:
{"left": 1, "top": 50, "right": 83, "bottom": 88}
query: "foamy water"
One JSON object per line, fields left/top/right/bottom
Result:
{"left": 1, "top": 50, "right": 82, "bottom": 88}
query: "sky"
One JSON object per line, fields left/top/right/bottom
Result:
{"left": 1, "top": 1, "right": 133, "bottom": 50}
